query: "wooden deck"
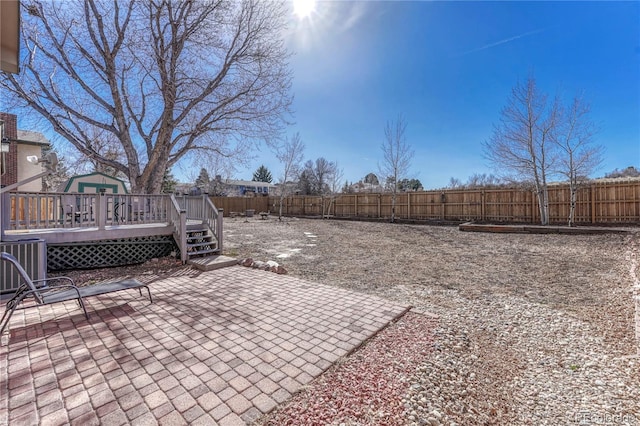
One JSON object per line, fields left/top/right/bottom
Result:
{"left": 1, "top": 192, "right": 223, "bottom": 263}
{"left": 3, "top": 223, "right": 174, "bottom": 244}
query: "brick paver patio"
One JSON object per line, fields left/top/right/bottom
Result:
{"left": 0, "top": 265, "right": 409, "bottom": 425}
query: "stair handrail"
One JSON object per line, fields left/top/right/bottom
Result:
{"left": 202, "top": 195, "right": 223, "bottom": 253}
{"left": 169, "top": 194, "right": 188, "bottom": 263}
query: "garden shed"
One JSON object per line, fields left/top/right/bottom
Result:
{"left": 59, "top": 172, "right": 128, "bottom": 194}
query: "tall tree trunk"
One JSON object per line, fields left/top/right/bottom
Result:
{"left": 535, "top": 184, "right": 549, "bottom": 226}
{"left": 568, "top": 185, "right": 577, "bottom": 227}
{"left": 391, "top": 190, "right": 397, "bottom": 223}
{"left": 278, "top": 193, "right": 284, "bottom": 221}
{"left": 542, "top": 186, "right": 549, "bottom": 225}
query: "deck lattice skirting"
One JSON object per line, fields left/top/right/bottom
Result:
{"left": 47, "top": 236, "right": 177, "bottom": 271}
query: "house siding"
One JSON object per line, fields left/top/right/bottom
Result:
{"left": 0, "top": 112, "right": 18, "bottom": 188}
{"left": 1, "top": 112, "right": 51, "bottom": 192}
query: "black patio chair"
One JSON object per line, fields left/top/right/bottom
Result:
{"left": 0, "top": 252, "right": 152, "bottom": 335}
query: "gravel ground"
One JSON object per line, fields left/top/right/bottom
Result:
{"left": 223, "top": 216, "right": 640, "bottom": 426}
{"left": 258, "top": 311, "right": 438, "bottom": 426}
{"left": 55, "top": 216, "right": 640, "bottom": 425}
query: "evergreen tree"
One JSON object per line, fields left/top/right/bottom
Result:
{"left": 363, "top": 173, "right": 379, "bottom": 185}
{"left": 398, "top": 178, "right": 423, "bottom": 191}
{"left": 195, "top": 168, "right": 211, "bottom": 190}
{"left": 161, "top": 169, "right": 178, "bottom": 194}
{"left": 252, "top": 165, "right": 273, "bottom": 183}
{"left": 297, "top": 169, "right": 314, "bottom": 195}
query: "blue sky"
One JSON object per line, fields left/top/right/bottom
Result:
{"left": 242, "top": 0, "right": 640, "bottom": 188}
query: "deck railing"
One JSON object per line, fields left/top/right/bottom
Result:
{"left": 169, "top": 195, "right": 188, "bottom": 263}
{"left": 175, "top": 194, "right": 224, "bottom": 254}
{"left": 1, "top": 192, "right": 223, "bottom": 264}
{"left": 204, "top": 196, "right": 224, "bottom": 253}
{"left": 1, "top": 192, "right": 172, "bottom": 231}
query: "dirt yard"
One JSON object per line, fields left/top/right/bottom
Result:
{"left": 54, "top": 216, "right": 639, "bottom": 424}
{"left": 223, "top": 216, "right": 639, "bottom": 425}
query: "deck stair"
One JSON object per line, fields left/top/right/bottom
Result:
{"left": 185, "top": 225, "right": 219, "bottom": 258}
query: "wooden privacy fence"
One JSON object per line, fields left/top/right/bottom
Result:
{"left": 213, "top": 180, "right": 640, "bottom": 224}
{"left": 210, "top": 196, "right": 270, "bottom": 216}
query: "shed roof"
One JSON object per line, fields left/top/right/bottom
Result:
{"left": 58, "top": 172, "right": 129, "bottom": 194}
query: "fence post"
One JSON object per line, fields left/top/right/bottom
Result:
{"left": 377, "top": 194, "right": 381, "bottom": 218}
{"left": 354, "top": 195, "right": 358, "bottom": 218}
{"left": 591, "top": 183, "right": 596, "bottom": 224}
{"left": 408, "top": 193, "right": 411, "bottom": 220}
{"left": 531, "top": 190, "right": 535, "bottom": 223}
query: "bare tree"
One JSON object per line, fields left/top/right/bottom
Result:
{"left": 299, "top": 157, "right": 337, "bottom": 196}
{"left": 41, "top": 145, "right": 70, "bottom": 192}
{"left": 323, "top": 164, "right": 343, "bottom": 218}
{"left": 605, "top": 166, "right": 640, "bottom": 178}
{"left": 379, "top": 115, "right": 413, "bottom": 223}
{"left": 275, "top": 132, "right": 305, "bottom": 220}
{"left": 84, "top": 128, "right": 126, "bottom": 178}
{"left": 448, "top": 177, "right": 463, "bottom": 189}
{"left": 554, "top": 95, "right": 602, "bottom": 226}
{"left": 314, "top": 157, "right": 337, "bottom": 197}
{"left": 465, "top": 173, "right": 503, "bottom": 188}
{"left": 483, "top": 77, "right": 558, "bottom": 225}
{"left": 2, "top": 0, "right": 292, "bottom": 193}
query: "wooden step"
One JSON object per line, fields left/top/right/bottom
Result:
{"left": 187, "top": 231, "right": 211, "bottom": 237}
{"left": 188, "top": 255, "right": 237, "bottom": 271}
{"left": 187, "top": 248, "right": 220, "bottom": 257}
{"left": 188, "top": 241, "right": 216, "bottom": 249}
{"left": 187, "top": 236, "right": 213, "bottom": 243}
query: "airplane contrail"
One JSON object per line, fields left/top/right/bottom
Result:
{"left": 456, "top": 28, "right": 547, "bottom": 57}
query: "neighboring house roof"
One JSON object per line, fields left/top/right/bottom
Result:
{"left": 174, "top": 179, "right": 276, "bottom": 196}
{"left": 224, "top": 179, "right": 276, "bottom": 188}
{"left": 16, "top": 130, "right": 50, "bottom": 146}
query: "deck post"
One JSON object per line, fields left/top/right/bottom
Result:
{"left": 1, "top": 192, "right": 10, "bottom": 240}
{"left": 96, "top": 191, "right": 106, "bottom": 230}
{"left": 202, "top": 194, "right": 207, "bottom": 224}
{"left": 180, "top": 209, "right": 187, "bottom": 263}
{"left": 217, "top": 208, "right": 224, "bottom": 253}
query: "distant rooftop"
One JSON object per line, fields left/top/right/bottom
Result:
{"left": 16, "top": 130, "right": 50, "bottom": 145}
{"left": 225, "top": 178, "right": 276, "bottom": 187}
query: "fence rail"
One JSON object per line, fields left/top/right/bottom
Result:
{"left": 213, "top": 180, "right": 640, "bottom": 225}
